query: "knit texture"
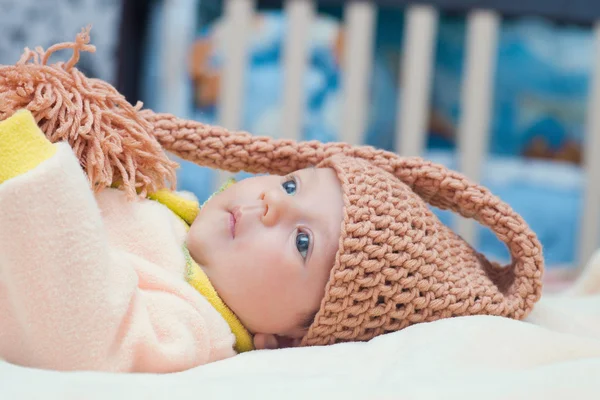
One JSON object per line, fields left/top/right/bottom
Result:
{"left": 145, "top": 113, "right": 544, "bottom": 346}
{"left": 0, "top": 27, "right": 177, "bottom": 199}
{"left": 0, "top": 31, "right": 544, "bottom": 347}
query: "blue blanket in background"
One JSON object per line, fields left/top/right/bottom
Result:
{"left": 141, "top": 5, "right": 594, "bottom": 267}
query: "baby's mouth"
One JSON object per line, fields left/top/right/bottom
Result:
{"left": 229, "top": 207, "right": 240, "bottom": 238}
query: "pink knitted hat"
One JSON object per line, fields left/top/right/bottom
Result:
{"left": 147, "top": 115, "right": 544, "bottom": 346}
{"left": 0, "top": 30, "right": 544, "bottom": 346}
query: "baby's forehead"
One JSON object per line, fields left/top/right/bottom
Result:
{"left": 290, "top": 165, "right": 318, "bottom": 174}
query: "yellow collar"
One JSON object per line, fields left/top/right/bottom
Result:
{"left": 147, "top": 182, "right": 254, "bottom": 353}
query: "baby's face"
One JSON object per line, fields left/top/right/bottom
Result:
{"left": 186, "top": 167, "right": 343, "bottom": 347}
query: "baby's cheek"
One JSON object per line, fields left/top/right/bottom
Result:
{"left": 266, "top": 267, "right": 304, "bottom": 310}
{"left": 231, "top": 233, "right": 300, "bottom": 293}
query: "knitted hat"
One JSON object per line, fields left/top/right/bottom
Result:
{"left": 1, "top": 30, "right": 544, "bottom": 346}
{"left": 147, "top": 113, "right": 544, "bottom": 346}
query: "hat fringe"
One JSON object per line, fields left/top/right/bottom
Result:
{"left": 0, "top": 27, "right": 177, "bottom": 199}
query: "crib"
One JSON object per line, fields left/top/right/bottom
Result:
{"left": 119, "top": 0, "right": 600, "bottom": 274}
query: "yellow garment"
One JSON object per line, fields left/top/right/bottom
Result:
{"left": 0, "top": 109, "right": 56, "bottom": 183}
{"left": 147, "top": 189, "right": 200, "bottom": 225}
{"left": 149, "top": 180, "right": 254, "bottom": 353}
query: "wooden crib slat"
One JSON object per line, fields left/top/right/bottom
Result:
{"left": 578, "top": 21, "right": 600, "bottom": 269}
{"left": 341, "top": 1, "right": 376, "bottom": 145}
{"left": 455, "top": 10, "right": 500, "bottom": 245}
{"left": 396, "top": 5, "right": 438, "bottom": 157}
{"left": 218, "top": 0, "right": 255, "bottom": 131}
{"left": 216, "top": 0, "right": 256, "bottom": 188}
{"left": 282, "top": 0, "right": 315, "bottom": 141}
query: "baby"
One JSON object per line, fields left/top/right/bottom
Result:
{"left": 0, "top": 108, "right": 545, "bottom": 374}
{"left": 0, "top": 30, "right": 545, "bottom": 374}
{"left": 0, "top": 109, "right": 346, "bottom": 371}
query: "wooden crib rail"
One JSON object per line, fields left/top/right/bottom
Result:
{"left": 581, "top": 22, "right": 600, "bottom": 270}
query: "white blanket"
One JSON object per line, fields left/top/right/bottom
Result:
{"left": 3, "top": 252, "right": 600, "bottom": 400}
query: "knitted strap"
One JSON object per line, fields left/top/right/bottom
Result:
{"left": 382, "top": 157, "right": 544, "bottom": 315}
{"left": 146, "top": 111, "right": 350, "bottom": 175}
{"left": 149, "top": 112, "right": 543, "bottom": 310}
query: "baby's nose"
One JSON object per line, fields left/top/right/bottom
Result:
{"left": 260, "top": 189, "right": 296, "bottom": 226}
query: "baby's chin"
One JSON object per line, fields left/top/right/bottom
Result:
{"left": 185, "top": 226, "right": 208, "bottom": 267}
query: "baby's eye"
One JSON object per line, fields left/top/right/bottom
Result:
{"left": 296, "top": 231, "right": 310, "bottom": 259}
{"left": 282, "top": 177, "right": 297, "bottom": 195}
